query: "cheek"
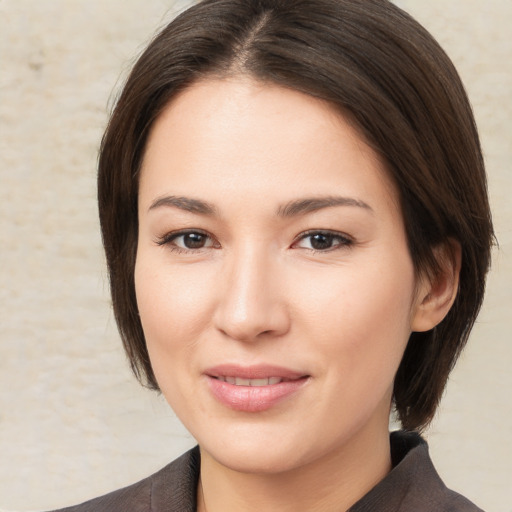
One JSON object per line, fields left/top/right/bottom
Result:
{"left": 134, "top": 257, "right": 216, "bottom": 415}
{"left": 293, "top": 254, "right": 416, "bottom": 374}
{"left": 134, "top": 256, "right": 215, "bottom": 362}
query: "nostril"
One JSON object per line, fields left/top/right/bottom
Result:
{"left": 213, "top": 277, "right": 291, "bottom": 341}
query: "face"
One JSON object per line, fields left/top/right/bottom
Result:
{"left": 135, "top": 78, "right": 425, "bottom": 475}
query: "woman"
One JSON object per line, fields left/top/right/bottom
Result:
{"left": 52, "top": 0, "right": 494, "bottom": 510}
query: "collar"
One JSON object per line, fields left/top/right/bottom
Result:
{"left": 151, "top": 431, "right": 481, "bottom": 512}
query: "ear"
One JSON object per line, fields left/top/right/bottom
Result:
{"left": 411, "top": 240, "right": 461, "bottom": 332}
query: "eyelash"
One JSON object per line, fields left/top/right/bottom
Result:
{"left": 155, "top": 229, "right": 353, "bottom": 254}
{"left": 292, "top": 230, "right": 354, "bottom": 253}
{"left": 155, "top": 229, "right": 219, "bottom": 254}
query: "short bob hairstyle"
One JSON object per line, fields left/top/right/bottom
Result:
{"left": 98, "top": 0, "right": 494, "bottom": 432}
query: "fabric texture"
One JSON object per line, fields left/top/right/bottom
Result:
{"left": 48, "top": 431, "right": 483, "bottom": 512}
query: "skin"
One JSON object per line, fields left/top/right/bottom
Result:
{"left": 135, "top": 78, "right": 458, "bottom": 512}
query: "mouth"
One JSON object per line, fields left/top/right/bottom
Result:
{"left": 205, "top": 365, "right": 310, "bottom": 412}
{"left": 213, "top": 376, "right": 297, "bottom": 386}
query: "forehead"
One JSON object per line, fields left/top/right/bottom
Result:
{"left": 139, "top": 77, "right": 399, "bottom": 215}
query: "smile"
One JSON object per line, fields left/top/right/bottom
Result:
{"left": 205, "top": 366, "right": 310, "bottom": 412}
{"left": 214, "top": 376, "right": 288, "bottom": 386}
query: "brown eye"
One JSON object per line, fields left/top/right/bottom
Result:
{"left": 310, "top": 233, "right": 336, "bottom": 250}
{"left": 157, "top": 230, "right": 218, "bottom": 251}
{"left": 181, "top": 232, "right": 208, "bottom": 249}
{"left": 294, "top": 230, "right": 352, "bottom": 251}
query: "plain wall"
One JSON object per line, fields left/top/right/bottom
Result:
{"left": 0, "top": 1, "right": 510, "bottom": 510}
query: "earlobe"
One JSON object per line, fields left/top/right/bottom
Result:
{"left": 411, "top": 240, "right": 461, "bottom": 333}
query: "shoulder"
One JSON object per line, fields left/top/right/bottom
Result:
{"left": 349, "top": 431, "right": 485, "bottom": 512}
{"left": 392, "top": 431, "right": 485, "bottom": 512}
{"left": 48, "top": 478, "right": 150, "bottom": 512}
{"left": 437, "top": 491, "right": 486, "bottom": 512}
{"left": 47, "top": 446, "right": 200, "bottom": 512}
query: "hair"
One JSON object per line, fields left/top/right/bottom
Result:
{"left": 98, "top": 0, "right": 494, "bottom": 431}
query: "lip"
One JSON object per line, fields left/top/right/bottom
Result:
{"left": 205, "top": 364, "right": 310, "bottom": 412}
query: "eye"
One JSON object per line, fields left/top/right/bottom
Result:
{"left": 156, "top": 229, "right": 219, "bottom": 252}
{"left": 293, "top": 230, "right": 353, "bottom": 252}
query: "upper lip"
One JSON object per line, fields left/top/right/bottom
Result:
{"left": 205, "top": 364, "right": 308, "bottom": 381}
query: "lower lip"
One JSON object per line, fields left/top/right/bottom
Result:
{"left": 207, "top": 376, "right": 309, "bottom": 412}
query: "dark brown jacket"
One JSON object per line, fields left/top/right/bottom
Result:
{"left": 50, "top": 431, "right": 484, "bottom": 511}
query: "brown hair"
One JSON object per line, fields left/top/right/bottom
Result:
{"left": 98, "top": 0, "right": 494, "bottom": 431}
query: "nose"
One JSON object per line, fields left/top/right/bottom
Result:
{"left": 213, "top": 247, "right": 290, "bottom": 342}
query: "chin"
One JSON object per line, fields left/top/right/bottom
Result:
{"left": 196, "top": 420, "right": 338, "bottom": 476}
{"left": 204, "top": 442, "right": 309, "bottom": 475}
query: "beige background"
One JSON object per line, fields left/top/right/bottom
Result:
{"left": 0, "top": 1, "right": 510, "bottom": 511}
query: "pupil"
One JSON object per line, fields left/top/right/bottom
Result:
{"left": 311, "top": 233, "right": 332, "bottom": 250}
{"left": 184, "top": 233, "right": 205, "bottom": 248}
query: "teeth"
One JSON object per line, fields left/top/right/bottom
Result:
{"left": 217, "top": 376, "right": 284, "bottom": 386}
{"left": 250, "top": 378, "right": 270, "bottom": 386}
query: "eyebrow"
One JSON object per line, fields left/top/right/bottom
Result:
{"left": 148, "top": 195, "right": 217, "bottom": 216}
{"left": 276, "top": 196, "right": 373, "bottom": 217}
{"left": 148, "top": 194, "right": 372, "bottom": 218}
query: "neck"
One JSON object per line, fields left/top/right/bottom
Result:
{"left": 197, "top": 426, "right": 392, "bottom": 512}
